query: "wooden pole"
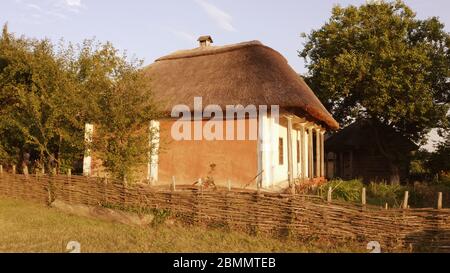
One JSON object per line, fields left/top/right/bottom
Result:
{"left": 315, "top": 129, "right": 320, "bottom": 178}
{"left": 320, "top": 132, "right": 325, "bottom": 177}
{"left": 68, "top": 169, "right": 72, "bottom": 204}
{"left": 23, "top": 165, "right": 29, "bottom": 177}
{"left": 286, "top": 117, "right": 294, "bottom": 187}
{"left": 403, "top": 191, "right": 409, "bottom": 209}
{"left": 308, "top": 127, "right": 314, "bottom": 179}
{"left": 327, "top": 186, "right": 332, "bottom": 202}
{"left": 300, "top": 125, "right": 306, "bottom": 181}
{"left": 171, "top": 176, "right": 176, "bottom": 192}
{"left": 227, "top": 179, "right": 231, "bottom": 191}
{"left": 12, "top": 165, "right": 16, "bottom": 175}
{"left": 385, "top": 203, "right": 388, "bottom": 210}
{"left": 437, "top": 192, "right": 443, "bottom": 210}
{"left": 0, "top": 165, "right": 3, "bottom": 175}
{"left": 362, "top": 187, "right": 366, "bottom": 206}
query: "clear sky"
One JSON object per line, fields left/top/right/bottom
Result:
{"left": 1, "top": 0, "right": 449, "bottom": 150}
{"left": 2, "top": 0, "right": 450, "bottom": 73}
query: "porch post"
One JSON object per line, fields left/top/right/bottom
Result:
{"left": 308, "top": 126, "right": 313, "bottom": 179}
{"left": 82, "top": 123, "right": 94, "bottom": 176}
{"left": 321, "top": 130, "right": 325, "bottom": 178}
{"left": 349, "top": 150, "right": 353, "bottom": 179}
{"left": 148, "top": 120, "right": 160, "bottom": 183}
{"left": 286, "top": 116, "right": 294, "bottom": 187}
{"left": 300, "top": 124, "right": 306, "bottom": 181}
{"left": 315, "top": 128, "right": 320, "bottom": 178}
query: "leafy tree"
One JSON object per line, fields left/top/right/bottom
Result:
{"left": 0, "top": 24, "right": 83, "bottom": 171}
{"left": 427, "top": 134, "right": 450, "bottom": 175}
{"left": 74, "top": 40, "right": 159, "bottom": 181}
{"left": 0, "top": 24, "right": 159, "bottom": 179}
{"left": 300, "top": 0, "right": 450, "bottom": 184}
{"left": 57, "top": 39, "right": 159, "bottom": 181}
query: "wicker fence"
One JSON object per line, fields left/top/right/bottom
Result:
{"left": 1, "top": 170, "right": 450, "bottom": 252}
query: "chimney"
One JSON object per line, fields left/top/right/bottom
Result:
{"left": 198, "top": 35, "right": 213, "bottom": 48}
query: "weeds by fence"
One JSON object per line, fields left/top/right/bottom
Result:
{"left": 1, "top": 170, "right": 450, "bottom": 252}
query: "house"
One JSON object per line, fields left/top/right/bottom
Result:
{"left": 83, "top": 36, "right": 339, "bottom": 189}
{"left": 325, "top": 119, "right": 417, "bottom": 184}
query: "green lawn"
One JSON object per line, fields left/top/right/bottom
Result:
{"left": 0, "top": 197, "right": 365, "bottom": 253}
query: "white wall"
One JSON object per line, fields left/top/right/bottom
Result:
{"left": 259, "top": 115, "right": 321, "bottom": 188}
{"left": 259, "top": 114, "right": 289, "bottom": 187}
{"left": 273, "top": 118, "right": 288, "bottom": 184}
{"left": 82, "top": 123, "right": 94, "bottom": 176}
{"left": 294, "top": 130, "right": 301, "bottom": 179}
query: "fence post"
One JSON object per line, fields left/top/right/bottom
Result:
{"left": 171, "top": 176, "right": 176, "bottom": 192}
{"left": 403, "top": 191, "right": 409, "bottom": 209}
{"left": 0, "top": 165, "right": 3, "bottom": 175}
{"left": 252, "top": 190, "right": 261, "bottom": 235}
{"left": 385, "top": 203, "right": 388, "bottom": 210}
{"left": 437, "top": 192, "right": 443, "bottom": 210}
{"left": 122, "top": 177, "right": 127, "bottom": 209}
{"left": 327, "top": 187, "right": 332, "bottom": 202}
{"left": 47, "top": 175, "right": 53, "bottom": 205}
{"left": 12, "top": 165, "right": 16, "bottom": 175}
{"left": 67, "top": 169, "right": 72, "bottom": 204}
{"left": 227, "top": 179, "right": 231, "bottom": 191}
{"left": 362, "top": 187, "right": 366, "bottom": 206}
{"left": 23, "top": 165, "right": 29, "bottom": 178}
{"left": 198, "top": 178, "right": 203, "bottom": 195}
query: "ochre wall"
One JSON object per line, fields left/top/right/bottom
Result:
{"left": 157, "top": 118, "right": 258, "bottom": 187}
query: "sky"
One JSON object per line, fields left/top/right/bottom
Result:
{"left": 1, "top": 0, "right": 449, "bottom": 150}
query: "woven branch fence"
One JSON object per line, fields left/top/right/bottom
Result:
{"left": 1, "top": 170, "right": 450, "bottom": 252}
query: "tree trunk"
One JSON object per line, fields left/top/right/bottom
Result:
{"left": 388, "top": 162, "right": 400, "bottom": 185}
{"left": 371, "top": 121, "right": 401, "bottom": 185}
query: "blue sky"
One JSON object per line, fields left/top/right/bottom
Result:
{"left": 2, "top": 0, "right": 450, "bottom": 74}
{"left": 1, "top": 0, "right": 449, "bottom": 150}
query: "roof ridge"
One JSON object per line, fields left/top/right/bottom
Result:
{"left": 155, "top": 40, "right": 268, "bottom": 62}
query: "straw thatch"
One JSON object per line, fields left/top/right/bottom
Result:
{"left": 326, "top": 119, "right": 417, "bottom": 152}
{"left": 144, "top": 40, "right": 339, "bottom": 130}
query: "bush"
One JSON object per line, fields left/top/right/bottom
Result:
{"left": 318, "top": 177, "right": 450, "bottom": 208}
{"left": 367, "top": 182, "right": 405, "bottom": 207}
{"left": 318, "top": 179, "right": 364, "bottom": 202}
{"left": 151, "top": 208, "right": 171, "bottom": 227}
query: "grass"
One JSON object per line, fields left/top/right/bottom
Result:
{"left": 0, "top": 197, "right": 365, "bottom": 253}
{"left": 316, "top": 177, "right": 450, "bottom": 208}
{"left": 318, "top": 179, "right": 364, "bottom": 202}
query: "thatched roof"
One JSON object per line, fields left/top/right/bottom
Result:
{"left": 144, "top": 40, "right": 339, "bottom": 130}
{"left": 326, "top": 119, "right": 417, "bottom": 152}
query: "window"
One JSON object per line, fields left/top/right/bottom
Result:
{"left": 279, "top": 137, "right": 284, "bottom": 165}
{"left": 297, "top": 140, "right": 300, "bottom": 163}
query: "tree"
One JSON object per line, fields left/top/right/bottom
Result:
{"left": 74, "top": 41, "right": 159, "bottom": 181}
{"left": 0, "top": 24, "right": 83, "bottom": 171}
{"left": 427, "top": 134, "right": 450, "bottom": 175}
{"left": 0, "top": 24, "right": 159, "bottom": 179}
{"left": 58, "top": 39, "right": 160, "bottom": 181}
{"left": 300, "top": 0, "right": 450, "bottom": 184}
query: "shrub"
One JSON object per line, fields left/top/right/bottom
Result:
{"left": 151, "top": 208, "right": 171, "bottom": 227}
{"left": 367, "top": 182, "right": 405, "bottom": 207}
{"left": 318, "top": 179, "right": 364, "bottom": 202}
